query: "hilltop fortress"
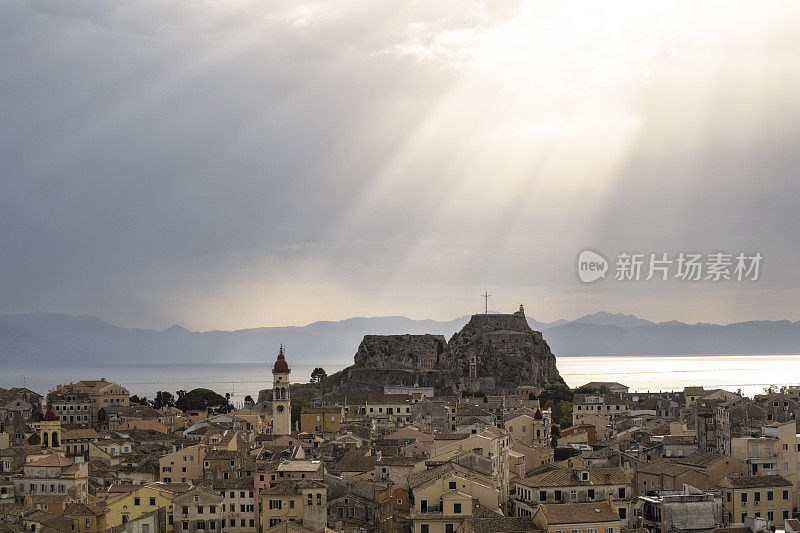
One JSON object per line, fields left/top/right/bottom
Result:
{"left": 343, "top": 305, "right": 564, "bottom": 395}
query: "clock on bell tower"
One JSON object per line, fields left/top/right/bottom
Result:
{"left": 272, "top": 344, "right": 291, "bottom": 435}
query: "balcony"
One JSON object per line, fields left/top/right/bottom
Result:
{"left": 750, "top": 452, "right": 780, "bottom": 463}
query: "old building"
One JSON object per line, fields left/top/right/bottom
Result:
{"left": 47, "top": 391, "right": 92, "bottom": 424}
{"left": 259, "top": 480, "right": 328, "bottom": 531}
{"left": 532, "top": 500, "right": 622, "bottom": 533}
{"left": 300, "top": 406, "right": 344, "bottom": 434}
{"left": 634, "top": 484, "right": 715, "bottom": 532}
{"left": 173, "top": 485, "right": 224, "bottom": 532}
{"left": 512, "top": 467, "right": 631, "bottom": 523}
{"left": 573, "top": 394, "right": 629, "bottom": 426}
{"left": 719, "top": 474, "right": 795, "bottom": 526}
{"left": 695, "top": 399, "right": 731, "bottom": 455}
{"left": 15, "top": 454, "right": 89, "bottom": 502}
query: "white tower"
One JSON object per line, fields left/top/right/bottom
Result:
{"left": 272, "top": 345, "right": 291, "bottom": 435}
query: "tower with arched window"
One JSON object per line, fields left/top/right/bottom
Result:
{"left": 39, "top": 407, "right": 62, "bottom": 450}
{"left": 272, "top": 345, "right": 291, "bottom": 435}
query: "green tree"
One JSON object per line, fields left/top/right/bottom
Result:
{"left": 175, "top": 388, "right": 229, "bottom": 413}
{"left": 291, "top": 396, "right": 309, "bottom": 428}
{"left": 539, "top": 383, "right": 574, "bottom": 405}
{"left": 550, "top": 425, "right": 561, "bottom": 447}
{"left": 130, "top": 395, "right": 148, "bottom": 406}
{"left": 310, "top": 367, "right": 327, "bottom": 384}
{"left": 153, "top": 391, "right": 175, "bottom": 409}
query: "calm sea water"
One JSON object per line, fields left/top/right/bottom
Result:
{"left": 1, "top": 355, "right": 798, "bottom": 401}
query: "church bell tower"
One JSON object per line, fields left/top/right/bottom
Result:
{"left": 272, "top": 345, "right": 291, "bottom": 435}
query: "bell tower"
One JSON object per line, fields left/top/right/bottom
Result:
{"left": 39, "top": 407, "right": 62, "bottom": 450}
{"left": 272, "top": 345, "right": 291, "bottom": 435}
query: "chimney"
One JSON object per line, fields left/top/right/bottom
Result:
{"left": 608, "top": 494, "right": 614, "bottom": 510}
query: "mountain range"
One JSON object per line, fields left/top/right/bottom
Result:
{"left": 1, "top": 311, "right": 799, "bottom": 366}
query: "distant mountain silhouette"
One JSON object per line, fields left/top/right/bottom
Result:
{"left": 1, "top": 311, "right": 799, "bottom": 365}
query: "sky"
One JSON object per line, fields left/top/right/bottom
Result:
{"left": 1, "top": 1, "right": 799, "bottom": 331}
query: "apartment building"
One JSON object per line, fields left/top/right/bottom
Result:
{"left": 573, "top": 394, "right": 629, "bottom": 425}
{"left": 52, "top": 379, "right": 129, "bottom": 423}
{"left": 719, "top": 474, "right": 795, "bottom": 526}
{"left": 259, "top": 480, "right": 328, "bottom": 531}
{"left": 47, "top": 391, "right": 92, "bottom": 424}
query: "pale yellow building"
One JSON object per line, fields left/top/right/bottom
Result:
{"left": 105, "top": 482, "right": 191, "bottom": 531}
{"left": 159, "top": 444, "right": 206, "bottom": 484}
{"left": 719, "top": 474, "right": 795, "bottom": 526}
{"left": 260, "top": 480, "right": 328, "bottom": 531}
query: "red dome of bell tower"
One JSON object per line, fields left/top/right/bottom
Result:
{"left": 272, "top": 344, "right": 290, "bottom": 374}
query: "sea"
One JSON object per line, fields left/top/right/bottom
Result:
{"left": 1, "top": 354, "right": 798, "bottom": 404}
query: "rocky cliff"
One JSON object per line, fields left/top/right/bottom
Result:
{"left": 445, "top": 308, "right": 564, "bottom": 392}
{"left": 353, "top": 334, "right": 446, "bottom": 369}
{"left": 343, "top": 307, "right": 563, "bottom": 394}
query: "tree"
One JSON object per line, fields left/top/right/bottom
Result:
{"left": 539, "top": 383, "right": 574, "bottom": 405}
{"left": 130, "top": 395, "right": 148, "bottom": 406}
{"left": 550, "top": 425, "right": 561, "bottom": 447}
{"left": 291, "top": 396, "right": 309, "bottom": 428}
{"left": 153, "top": 391, "right": 175, "bottom": 409}
{"left": 244, "top": 395, "right": 254, "bottom": 407}
{"left": 175, "top": 388, "right": 229, "bottom": 413}
{"left": 310, "top": 367, "right": 327, "bottom": 384}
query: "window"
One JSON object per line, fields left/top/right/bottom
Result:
{"left": 784, "top": 490, "right": 790, "bottom": 499}
{"left": 134, "top": 498, "right": 141, "bottom": 506}
{"left": 210, "top": 506, "right": 216, "bottom": 513}
{"left": 420, "top": 525, "right": 429, "bottom": 533}
{"left": 449, "top": 481, "right": 456, "bottom": 490}
{"left": 768, "top": 491, "right": 774, "bottom": 501}
{"left": 150, "top": 497, "right": 156, "bottom": 506}
{"left": 618, "top": 508, "right": 626, "bottom": 519}
{"left": 588, "top": 489, "right": 595, "bottom": 500}
{"left": 445, "top": 525, "right": 454, "bottom": 533}
{"left": 182, "top": 521, "right": 189, "bottom": 531}
{"left": 618, "top": 487, "right": 625, "bottom": 498}
{"left": 754, "top": 492, "right": 760, "bottom": 503}
{"left": 741, "top": 493, "right": 747, "bottom": 503}
{"left": 453, "top": 503, "right": 462, "bottom": 514}
{"left": 289, "top": 501, "right": 294, "bottom": 509}
{"left": 198, "top": 506, "right": 204, "bottom": 514}
{"left": 182, "top": 507, "right": 188, "bottom": 515}
{"left": 539, "top": 490, "right": 547, "bottom": 501}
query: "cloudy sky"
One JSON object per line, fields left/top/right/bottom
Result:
{"left": 2, "top": 1, "right": 799, "bottom": 330}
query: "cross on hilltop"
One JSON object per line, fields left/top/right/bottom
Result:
{"left": 481, "top": 289, "right": 491, "bottom": 315}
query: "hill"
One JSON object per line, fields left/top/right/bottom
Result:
{"left": 1, "top": 311, "right": 799, "bottom": 365}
